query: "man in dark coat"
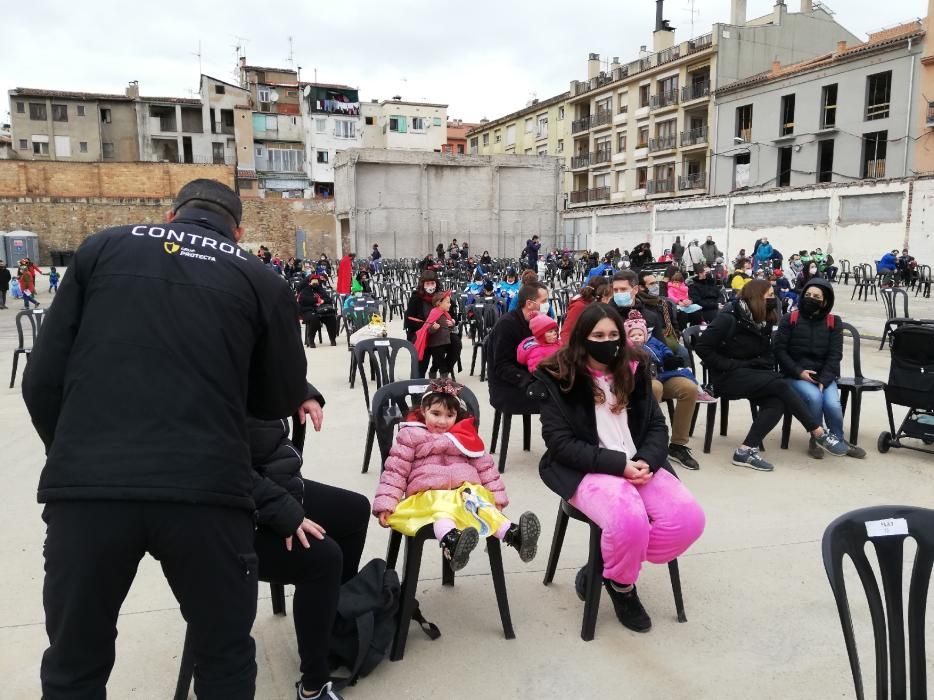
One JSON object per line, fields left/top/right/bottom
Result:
{"left": 0, "top": 260, "right": 11, "bottom": 309}
{"left": 687, "top": 264, "right": 721, "bottom": 323}
{"left": 488, "top": 282, "right": 549, "bottom": 413}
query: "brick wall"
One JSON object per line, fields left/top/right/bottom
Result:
{"left": 0, "top": 161, "right": 337, "bottom": 263}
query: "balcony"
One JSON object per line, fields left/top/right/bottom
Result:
{"left": 569, "top": 187, "right": 611, "bottom": 205}
{"left": 650, "top": 90, "right": 679, "bottom": 111}
{"left": 646, "top": 177, "right": 675, "bottom": 195}
{"left": 736, "top": 127, "right": 752, "bottom": 143}
{"left": 592, "top": 110, "right": 612, "bottom": 129}
{"left": 865, "top": 159, "right": 887, "bottom": 179}
{"left": 592, "top": 149, "right": 611, "bottom": 164}
{"left": 679, "top": 171, "right": 707, "bottom": 191}
{"left": 571, "top": 116, "right": 592, "bottom": 134}
{"left": 682, "top": 81, "right": 710, "bottom": 102}
{"left": 686, "top": 33, "right": 713, "bottom": 54}
{"left": 681, "top": 125, "right": 708, "bottom": 147}
{"left": 569, "top": 189, "right": 589, "bottom": 204}
{"left": 571, "top": 153, "right": 591, "bottom": 169}
{"left": 648, "top": 135, "right": 677, "bottom": 153}
{"left": 657, "top": 46, "right": 681, "bottom": 66}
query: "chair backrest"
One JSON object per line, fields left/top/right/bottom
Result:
{"left": 841, "top": 322, "right": 865, "bottom": 379}
{"left": 290, "top": 411, "right": 306, "bottom": 452}
{"left": 370, "top": 379, "right": 481, "bottom": 464}
{"left": 353, "top": 337, "right": 420, "bottom": 410}
{"left": 880, "top": 288, "right": 909, "bottom": 321}
{"left": 680, "top": 325, "right": 704, "bottom": 382}
{"left": 14, "top": 309, "right": 41, "bottom": 350}
{"left": 919, "top": 265, "right": 932, "bottom": 283}
{"left": 821, "top": 505, "right": 934, "bottom": 700}
{"left": 841, "top": 259, "right": 852, "bottom": 274}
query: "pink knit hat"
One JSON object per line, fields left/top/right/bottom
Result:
{"left": 623, "top": 310, "right": 648, "bottom": 345}
{"left": 529, "top": 313, "right": 558, "bottom": 339}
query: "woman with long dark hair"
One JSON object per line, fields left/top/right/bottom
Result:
{"left": 535, "top": 303, "right": 705, "bottom": 633}
{"left": 405, "top": 270, "right": 461, "bottom": 376}
{"left": 695, "top": 279, "right": 848, "bottom": 472}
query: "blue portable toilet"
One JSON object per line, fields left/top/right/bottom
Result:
{"left": 4, "top": 230, "right": 40, "bottom": 264}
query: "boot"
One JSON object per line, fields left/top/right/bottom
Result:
{"left": 604, "top": 581, "right": 652, "bottom": 633}
{"left": 439, "top": 527, "right": 479, "bottom": 572}
{"left": 503, "top": 512, "right": 541, "bottom": 563}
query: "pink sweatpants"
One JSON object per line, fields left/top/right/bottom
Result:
{"left": 569, "top": 468, "right": 705, "bottom": 585}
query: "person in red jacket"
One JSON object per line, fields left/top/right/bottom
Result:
{"left": 335, "top": 252, "right": 354, "bottom": 295}
{"left": 561, "top": 276, "right": 612, "bottom": 344}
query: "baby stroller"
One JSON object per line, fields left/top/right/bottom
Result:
{"left": 878, "top": 321, "right": 934, "bottom": 454}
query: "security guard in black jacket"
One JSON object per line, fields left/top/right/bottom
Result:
{"left": 22, "top": 179, "right": 309, "bottom": 700}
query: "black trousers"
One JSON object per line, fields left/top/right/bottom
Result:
{"left": 304, "top": 314, "right": 338, "bottom": 346}
{"left": 740, "top": 378, "right": 821, "bottom": 447}
{"left": 421, "top": 334, "right": 462, "bottom": 377}
{"left": 254, "top": 480, "right": 370, "bottom": 691}
{"left": 41, "top": 500, "right": 258, "bottom": 700}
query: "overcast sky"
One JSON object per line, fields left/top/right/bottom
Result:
{"left": 1, "top": 0, "right": 927, "bottom": 124}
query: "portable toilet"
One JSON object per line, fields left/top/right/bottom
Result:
{"left": 4, "top": 230, "right": 40, "bottom": 264}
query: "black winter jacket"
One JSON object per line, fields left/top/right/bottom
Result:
{"left": 297, "top": 283, "right": 335, "bottom": 319}
{"left": 535, "top": 363, "right": 669, "bottom": 500}
{"left": 688, "top": 276, "right": 721, "bottom": 312}
{"left": 488, "top": 309, "right": 535, "bottom": 413}
{"left": 23, "top": 209, "right": 308, "bottom": 510}
{"left": 248, "top": 383, "right": 325, "bottom": 537}
{"left": 0, "top": 266, "right": 11, "bottom": 291}
{"left": 404, "top": 292, "right": 433, "bottom": 340}
{"left": 773, "top": 279, "right": 842, "bottom": 387}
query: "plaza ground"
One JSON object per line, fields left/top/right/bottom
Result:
{"left": 1, "top": 284, "right": 932, "bottom": 699}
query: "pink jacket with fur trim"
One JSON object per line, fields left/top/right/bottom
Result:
{"left": 373, "top": 422, "right": 508, "bottom": 514}
{"left": 516, "top": 336, "right": 559, "bottom": 373}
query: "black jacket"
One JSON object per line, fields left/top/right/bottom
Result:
{"left": 773, "top": 279, "right": 842, "bottom": 387}
{"left": 297, "top": 283, "right": 335, "bottom": 319}
{"left": 0, "top": 266, "right": 11, "bottom": 290}
{"left": 488, "top": 309, "right": 535, "bottom": 413}
{"left": 249, "top": 383, "right": 325, "bottom": 537}
{"left": 535, "top": 364, "right": 669, "bottom": 500}
{"left": 404, "top": 292, "right": 432, "bottom": 339}
{"left": 688, "top": 276, "right": 720, "bottom": 311}
{"left": 22, "top": 209, "right": 308, "bottom": 510}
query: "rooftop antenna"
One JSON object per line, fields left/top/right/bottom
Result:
{"left": 192, "top": 40, "right": 202, "bottom": 76}
{"left": 286, "top": 36, "right": 294, "bottom": 68}
{"left": 233, "top": 36, "right": 248, "bottom": 83}
{"left": 683, "top": 0, "right": 700, "bottom": 37}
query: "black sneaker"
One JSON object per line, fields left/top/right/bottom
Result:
{"left": 503, "top": 512, "right": 541, "bottom": 562}
{"left": 439, "top": 527, "right": 479, "bottom": 572}
{"left": 574, "top": 566, "right": 588, "bottom": 602}
{"left": 845, "top": 442, "right": 867, "bottom": 459}
{"left": 296, "top": 680, "right": 343, "bottom": 699}
{"left": 668, "top": 443, "right": 700, "bottom": 470}
{"left": 603, "top": 581, "right": 652, "bottom": 633}
{"left": 807, "top": 436, "right": 824, "bottom": 460}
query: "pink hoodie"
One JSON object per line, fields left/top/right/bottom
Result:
{"left": 517, "top": 336, "right": 559, "bottom": 373}
{"left": 667, "top": 281, "right": 689, "bottom": 304}
{"left": 373, "top": 422, "right": 508, "bottom": 514}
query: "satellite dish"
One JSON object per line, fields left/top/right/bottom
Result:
{"left": 303, "top": 85, "right": 311, "bottom": 97}
{"left": 270, "top": 90, "right": 280, "bottom": 102}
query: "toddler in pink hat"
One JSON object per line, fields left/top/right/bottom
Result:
{"left": 517, "top": 312, "right": 560, "bottom": 373}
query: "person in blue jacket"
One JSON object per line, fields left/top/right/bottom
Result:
{"left": 586, "top": 256, "right": 615, "bottom": 280}
{"left": 495, "top": 268, "right": 520, "bottom": 312}
{"left": 465, "top": 271, "right": 486, "bottom": 303}
{"left": 877, "top": 249, "right": 898, "bottom": 286}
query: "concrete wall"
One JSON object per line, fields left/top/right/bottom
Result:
{"left": 9, "top": 96, "right": 109, "bottom": 162}
{"left": 334, "top": 149, "right": 561, "bottom": 258}
{"left": 564, "top": 177, "right": 929, "bottom": 265}
{"left": 100, "top": 101, "right": 140, "bottom": 162}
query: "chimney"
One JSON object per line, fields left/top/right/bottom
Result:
{"left": 653, "top": 0, "right": 676, "bottom": 51}
{"left": 655, "top": 0, "right": 665, "bottom": 31}
{"left": 774, "top": 0, "right": 787, "bottom": 23}
{"left": 800, "top": 0, "right": 813, "bottom": 12}
{"left": 125, "top": 80, "right": 139, "bottom": 99}
{"left": 587, "top": 53, "right": 601, "bottom": 80}
{"left": 610, "top": 56, "right": 621, "bottom": 75}
{"left": 771, "top": 60, "right": 781, "bottom": 75}
{"left": 239, "top": 56, "right": 246, "bottom": 68}
{"left": 730, "top": 0, "right": 747, "bottom": 25}
{"left": 835, "top": 40, "right": 847, "bottom": 54}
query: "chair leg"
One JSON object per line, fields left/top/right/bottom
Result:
{"left": 780, "top": 410, "right": 793, "bottom": 450}
{"left": 719, "top": 400, "right": 730, "bottom": 437}
{"left": 486, "top": 538, "right": 516, "bottom": 640}
{"left": 271, "top": 583, "right": 286, "bottom": 616}
{"left": 362, "top": 420, "right": 376, "bottom": 474}
{"left": 10, "top": 351, "right": 19, "bottom": 389}
{"left": 490, "top": 410, "right": 502, "bottom": 453}
{"left": 442, "top": 555, "right": 455, "bottom": 587}
{"left": 704, "top": 403, "right": 717, "bottom": 454}
{"left": 543, "top": 505, "right": 570, "bottom": 585}
{"left": 840, "top": 387, "right": 850, "bottom": 417}
{"left": 470, "top": 345, "right": 479, "bottom": 376}
{"left": 667, "top": 559, "right": 687, "bottom": 623}
{"left": 173, "top": 625, "right": 195, "bottom": 700}
{"left": 498, "top": 415, "right": 512, "bottom": 473}
{"left": 581, "top": 526, "right": 604, "bottom": 642}
{"left": 386, "top": 530, "right": 402, "bottom": 570}
{"left": 348, "top": 356, "right": 357, "bottom": 388}
{"left": 689, "top": 403, "right": 699, "bottom": 438}
{"left": 849, "top": 392, "right": 862, "bottom": 446}
{"left": 480, "top": 348, "right": 488, "bottom": 382}
{"left": 391, "top": 535, "right": 426, "bottom": 661}
{"left": 522, "top": 413, "right": 531, "bottom": 451}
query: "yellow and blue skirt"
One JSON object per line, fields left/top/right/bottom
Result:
{"left": 386, "top": 482, "right": 509, "bottom": 538}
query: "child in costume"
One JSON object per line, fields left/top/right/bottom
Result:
{"left": 48, "top": 266, "right": 60, "bottom": 293}
{"left": 373, "top": 381, "right": 540, "bottom": 571}
{"left": 414, "top": 291, "right": 456, "bottom": 378}
{"left": 517, "top": 313, "right": 560, "bottom": 373}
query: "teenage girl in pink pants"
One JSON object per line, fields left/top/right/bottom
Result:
{"left": 535, "top": 302, "right": 705, "bottom": 632}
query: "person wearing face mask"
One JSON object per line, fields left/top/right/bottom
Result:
{"left": 636, "top": 270, "right": 689, "bottom": 364}
{"left": 773, "top": 279, "right": 865, "bottom": 459}
{"left": 695, "top": 280, "right": 849, "bottom": 471}
{"left": 298, "top": 275, "right": 338, "bottom": 348}
{"left": 495, "top": 268, "right": 521, "bottom": 313}
{"left": 795, "top": 260, "right": 822, "bottom": 294}
{"left": 560, "top": 276, "right": 612, "bottom": 344}
{"left": 535, "top": 303, "right": 705, "bottom": 633}
{"left": 404, "top": 271, "right": 440, "bottom": 344}
{"left": 729, "top": 258, "right": 752, "bottom": 295}
{"left": 687, "top": 265, "right": 721, "bottom": 323}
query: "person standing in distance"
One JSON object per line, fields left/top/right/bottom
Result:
{"left": 22, "top": 179, "right": 310, "bottom": 700}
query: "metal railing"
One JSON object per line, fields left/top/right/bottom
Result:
{"left": 679, "top": 171, "right": 707, "bottom": 190}
{"left": 650, "top": 90, "right": 679, "bottom": 110}
{"left": 682, "top": 81, "right": 710, "bottom": 102}
{"left": 593, "top": 149, "right": 611, "bottom": 164}
{"left": 865, "top": 159, "right": 887, "bottom": 179}
{"left": 648, "top": 135, "right": 677, "bottom": 152}
{"left": 569, "top": 190, "right": 589, "bottom": 204}
{"left": 646, "top": 177, "right": 675, "bottom": 194}
{"left": 681, "top": 125, "right": 708, "bottom": 147}
{"left": 571, "top": 116, "right": 591, "bottom": 134}
{"left": 571, "top": 153, "right": 591, "bottom": 169}
{"left": 657, "top": 46, "right": 681, "bottom": 66}
{"left": 592, "top": 110, "right": 612, "bottom": 128}
{"left": 687, "top": 33, "right": 713, "bottom": 54}
{"left": 736, "top": 127, "right": 752, "bottom": 143}
{"left": 590, "top": 186, "right": 610, "bottom": 200}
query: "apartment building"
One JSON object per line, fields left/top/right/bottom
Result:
{"left": 301, "top": 82, "right": 362, "bottom": 198}
{"left": 914, "top": 0, "right": 934, "bottom": 174}
{"left": 565, "top": 0, "right": 859, "bottom": 209}
{"left": 199, "top": 75, "right": 255, "bottom": 190}
{"left": 361, "top": 99, "right": 448, "bottom": 151}
{"left": 444, "top": 119, "right": 480, "bottom": 155}
{"left": 713, "top": 21, "right": 925, "bottom": 193}
{"left": 239, "top": 58, "right": 309, "bottom": 197}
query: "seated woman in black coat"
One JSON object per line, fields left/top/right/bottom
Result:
{"left": 694, "top": 279, "right": 848, "bottom": 472}
{"left": 535, "top": 303, "right": 705, "bottom": 633}
{"left": 297, "top": 275, "right": 338, "bottom": 348}
{"left": 687, "top": 264, "right": 721, "bottom": 324}
{"left": 250, "top": 383, "right": 370, "bottom": 700}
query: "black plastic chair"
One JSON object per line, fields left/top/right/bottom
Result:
{"left": 9, "top": 309, "right": 44, "bottom": 388}
{"left": 174, "top": 414, "right": 305, "bottom": 700}
{"left": 879, "top": 287, "right": 911, "bottom": 350}
{"left": 839, "top": 259, "right": 851, "bottom": 286}
{"left": 822, "top": 505, "right": 933, "bottom": 700}
{"left": 371, "top": 382, "right": 515, "bottom": 661}
{"left": 914, "top": 264, "right": 931, "bottom": 299}
{"left": 468, "top": 301, "right": 499, "bottom": 380}
{"left": 542, "top": 499, "right": 687, "bottom": 642}
{"left": 837, "top": 323, "right": 886, "bottom": 446}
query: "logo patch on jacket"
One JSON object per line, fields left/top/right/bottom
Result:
{"left": 164, "top": 242, "right": 181, "bottom": 255}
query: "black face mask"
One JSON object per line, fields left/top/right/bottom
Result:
{"left": 585, "top": 339, "right": 621, "bottom": 365}
{"left": 799, "top": 297, "right": 823, "bottom": 318}
{"left": 766, "top": 298, "right": 778, "bottom": 314}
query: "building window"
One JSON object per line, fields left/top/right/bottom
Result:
{"left": 558, "top": 106, "right": 565, "bottom": 120}
{"left": 821, "top": 84, "right": 838, "bottom": 129}
{"left": 102, "top": 142, "right": 114, "bottom": 159}
{"left": 335, "top": 120, "right": 355, "bottom": 138}
{"left": 734, "top": 151, "right": 751, "bottom": 188}
{"left": 866, "top": 71, "right": 892, "bottom": 121}
{"left": 79, "top": 141, "right": 88, "bottom": 153}
{"left": 637, "top": 125, "right": 649, "bottom": 149}
{"left": 412, "top": 117, "right": 428, "bottom": 131}
{"left": 457, "top": 144, "right": 464, "bottom": 154}
{"left": 52, "top": 104, "right": 68, "bottom": 122}
{"left": 52, "top": 135, "right": 70, "bottom": 157}
{"left": 657, "top": 76, "right": 678, "bottom": 104}
{"left": 639, "top": 85, "right": 650, "bottom": 108}
{"left": 524, "top": 148, "right": 533, "bottom": 155}
{"left": 538, "top": 147, "right": 548, "bottom": 156}
{"left": 470, "top": 137, "right": 478, "bottom": 152}
{"left": 215, "top": 85, "right": 226, "bottom": 94}
{"left": 18, "top": 139, "right": 27, "bottom": 150}
{"left": 287, "top": 90, "right": 298, "bottom": 97}
{"left": 817, "top": 140, "right": 834, "bottom": 183}
{"left": 317, "top": 150, "right": 329, "bottom": 164}
{"left": 258, "top": 88, "right": 270, "bottom": 103}
{"left": 433, "top": 117, "right": 442, "bottom": 126}
{"left": 557, "top": 139, "right": 564, "bottom": 153}
{"left": 268, "top": 148, "right": 302, "bottom": 171}
{"left": 636, "top": 166, "right": 648, "bottom": 189}
{"left": 780, "top": 94, "right": 795, "bottom": 136}
{"left": 596, "top": 97, "right": 612, "bottom": 116}
{"left": 482, "top": 133, "right": 489, "bottom": 146}
{"left": 506, "top": 124, "right": 516, "bottom": 145}
{"left": 525, "top": 118, "right": 533, "bottom": 133}
{"left": 15, "top": 101, "right": 24, "bottom": 114}
{"left": 617, "top": 132, "right": 627, "bottom": 152}
{"left": 100, "top": 108, "right": 112, "bottom": 124}
{"left": 212, "top": 143, "right": 226, "bottom": 164}
{"left": 777, "top": 146, "right": 792, "bottom": 186}
{"left": 365, "top": 116, "right": 375, "bottom": 125}
{"left": 537, "top": 116, "right": 548, "bottom": 139}
{"left": 33, "top": 141, "right": 49, "bottom": 155}
{"left": 389, "top": 115, "right": 406, "bottom": 132}
{"left": 77, "top": 105, "right": 85, "bottom": 117}
{"left": 495, "top": 130, "right": 502, "bottom": 143}
{"left": 735, "top": 104, "right": 752, "bottom": 141}
{"left": 862, "top": 130, "right": 888, "bottom": 178}
{"left": 29, "top": 103, "right": 47, "bottom": 120}
{"left": 315, "top": 118, "right": 327, "bottom": 133}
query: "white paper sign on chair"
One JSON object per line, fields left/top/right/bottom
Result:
{"left": 864, "top": 518, "right": 909, "bottom": 538}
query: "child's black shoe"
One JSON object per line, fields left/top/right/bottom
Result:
{"left": 503, "top": 511, "right": 541, "bottom": 563}
{"left": 439, "top": 527, "right": 479, "bottom": 572}
{"left": 603, "top": 580, "right": 652, "bottom": 633}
